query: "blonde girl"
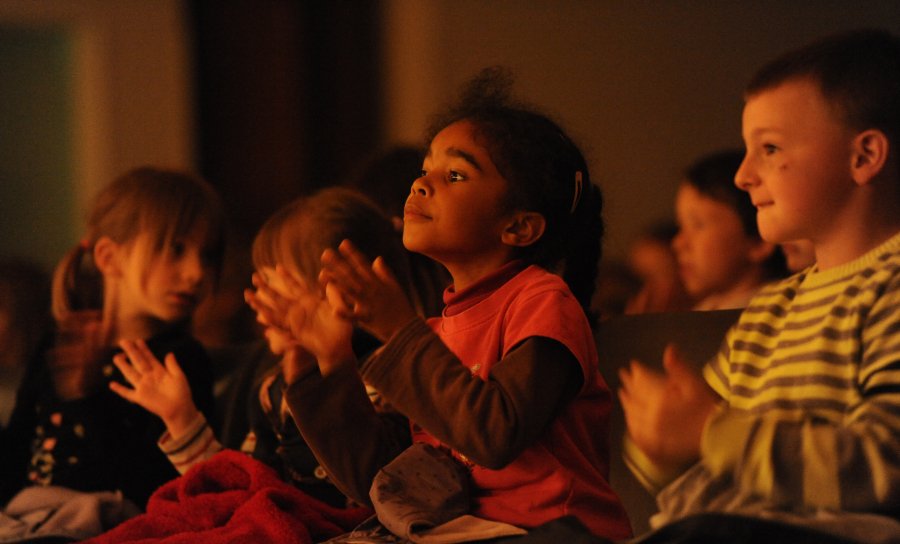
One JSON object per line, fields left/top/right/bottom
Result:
{"left": 0, "top": 167, "right": 225, "bottom": 510}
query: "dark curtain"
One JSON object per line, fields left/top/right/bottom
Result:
{"left": 186, "top": 2, "right": 382, "bottom": 347}
{"left": 189, "top": 1, "right": 383, "bottom": 239}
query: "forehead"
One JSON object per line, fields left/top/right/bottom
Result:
{"left": 742, "top": 78, "right": 842, "bottom": 137}
{"left": 676, "top": 183, "right": 737, "bottom": 217}
{"left": 141, "top": 217, "right": 214, "bottom": 253}
{"left": 428, "top": 121, "right": 490, "bottom": 160}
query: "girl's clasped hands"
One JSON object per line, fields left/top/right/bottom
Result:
{"left": 244, "top": 239, "right": 417, "bottom": 379}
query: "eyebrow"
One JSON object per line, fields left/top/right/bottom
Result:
{"left": 425, "top": 146, "right": 484, "bottom": 173}
{"left": 747, "top": 126, "right": 781, "bottom": 137}
{"left": 447, "top": 147, "right": 484, "bottom": 172}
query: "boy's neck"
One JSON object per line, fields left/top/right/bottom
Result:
{"left": 815, "top": 223, "right": 900, "bottom": 270}
{"left": 813, "top": 187, "right": 900, "bottom": 270}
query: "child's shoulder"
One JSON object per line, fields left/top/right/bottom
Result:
{"left": 496, "top": 264, "right": 581, "bottom": 310}
{"left": 510, "top": 264, "right": 572, "bottom": 294}
{"left": 501, "top": 265, "right": 586, "bottom": 322}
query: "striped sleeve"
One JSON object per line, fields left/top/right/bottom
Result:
{"left": 701, "top": 258, "right": 900, "bottom": 512}
{"left": 158, "top": 411, "right": 224, "bottom": 474}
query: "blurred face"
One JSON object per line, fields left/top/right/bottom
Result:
{"left": 404, "top": 120, "right": 513, "bottom": 268}
{"left": 115, "top": 225, "right": 214, "bottom": 326}
{"left": 672, "top": 183, "right": 761, "bottom": 299}
{"left": 629, "top": 237, "right": 678, "bottom": 284}
{"left": 735, "top": 78, "right": 856, "bottom": 245}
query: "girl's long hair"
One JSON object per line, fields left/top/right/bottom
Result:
{"left": 51, "top": 166, "right": 226, "bottom": 321}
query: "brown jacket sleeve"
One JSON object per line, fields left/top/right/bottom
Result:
{"left": 285, "top": 318, "right": 582, "bottom": 503}
{"left": 284, "top": 363, "right": 411, "bottom": 505}
{"left": 362, "top": 319, "right": 582, "bottom": 469}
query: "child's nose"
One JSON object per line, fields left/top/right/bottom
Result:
{"left": 181, "top": 251, "right": 205, "bottom": 284}
{"left": 734, "top": 155, "right": 756, "bottom": 191}
{"left": 410, "top": 175, "right": 431, "bottom": 197}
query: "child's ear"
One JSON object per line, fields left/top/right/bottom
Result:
{"left": 851, "top": 129, "right": 889, "bottom": 186}
{"left": 501, "top": 212, "right": 546, "bottom": 247}
{"left": 93, "top": 236, "right": 122, "bottom": 277}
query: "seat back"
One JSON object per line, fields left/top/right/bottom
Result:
{"left": 595, "top": 309, "right": 742, "bottom": 535}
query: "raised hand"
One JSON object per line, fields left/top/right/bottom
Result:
{"left": 246, "top": 266, "right": 355, "bottom": 378}
{"left": 319, "top": 239, "right": 417, "bottom": 342}
{"left": 47, "top": 310, "right": 114, "bottom": 400}
{"left": 618, "top": 344, "right": 721, "bottom": 470}
{"left": 245, "top": 266, "right": 296, "bottom": 345}
{"left": 109, "top": 339, "right": 199, "bottom": 439}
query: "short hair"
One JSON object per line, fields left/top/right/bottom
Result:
{"left": 746, "top": 29, "right": 900, "bottom": 144}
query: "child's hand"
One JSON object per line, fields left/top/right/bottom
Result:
{"left": 246, "top": 267, "right": 355, "bottom": 376}
{"left": 245, "top": 267, "right": 296, "bottom": 344}
{"left": 46, "top": 310, "right": 113, "bottom": 400}
{"left": 319, "top": 239, "right": 418, "bottom": 342}
{"left": 109, "top": 339, "right": 199, "bottom": 440}
{"left": 618, "top": 344, "right": 720, "bottom": 470}
{"left": 278, "top": 267, "right": 355, "bottom": 376}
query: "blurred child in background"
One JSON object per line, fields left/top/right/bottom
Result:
{"left": 672, "top": 149, "right": 787, "bottom": 310}
{"left": 1, "top": 167, "right": 224, "bottom": 515}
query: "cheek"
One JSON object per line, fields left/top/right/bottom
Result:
{"left": 697, "top": 228, "right": 741, "bottom": 268}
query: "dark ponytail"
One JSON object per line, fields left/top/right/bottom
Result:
{"left": 51, "top": 242, "right": 103, "bottom": 321}
{"left": 562, "top": 179, "right": 603, "bottom": 324}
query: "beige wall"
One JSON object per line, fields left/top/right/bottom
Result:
{"left": 0, "top": 0, "right": 193, "bottom": 223}
{"left": 381, "top": 0, "right": 900, "bottom": 259}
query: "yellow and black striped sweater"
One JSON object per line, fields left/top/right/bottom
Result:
{"left": 632, "top": 231, "right": 900, "bottom": 536}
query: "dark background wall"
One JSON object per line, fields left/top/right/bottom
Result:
{"left": 2, "top": 1, "right": 900, "bottom": 308}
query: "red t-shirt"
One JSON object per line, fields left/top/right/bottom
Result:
{"left": 412, "top": 263, "right": 631, "bottom": 540}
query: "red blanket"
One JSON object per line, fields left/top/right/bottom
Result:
{"left": 84, "top": 450, "right": 372, "bottom": 543}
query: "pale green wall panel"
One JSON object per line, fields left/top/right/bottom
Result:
{"left": 0, "top": 25, "right": 75, "bottom": 272}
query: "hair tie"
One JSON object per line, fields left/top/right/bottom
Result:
{"left": 570, "top": 171, "right": 583, "bottom": 214}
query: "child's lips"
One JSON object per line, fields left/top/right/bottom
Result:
{"left": 171, "top": 292, "right": 198, "bottom": 307}
{"left": 403, "top": 203, "right": 431, "bottom": 221}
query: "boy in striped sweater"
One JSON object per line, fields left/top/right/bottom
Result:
{"left": 619, "top": 29, "right": 900, "bottom": 543}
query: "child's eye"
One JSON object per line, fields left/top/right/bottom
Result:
{"left": 419, "top": 169, "right": 427, "bottom": 178}
{"left": 763, "top": 143, "right": 779, "bottom": 155}
{"left": 448, "top": 170, "right": 465, "bottom": 182}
